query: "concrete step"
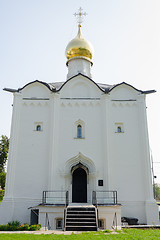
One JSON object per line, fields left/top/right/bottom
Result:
{"left": 66, "top": 214, "right": 96, "bottom": 218}
{"left": 66, "top": 218, "right": 96, "bottom": 222}
{"left": 66, "top": 226, "right": 97, "bottom": 231}
{"left": 65, "top": 206, "right": 98, "bottom": 231}
{"left": 66, "top": 222, "right": 97, "bottom": 226}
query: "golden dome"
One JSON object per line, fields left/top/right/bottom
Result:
{"left": 65, "top": 25, "right": 93, "bottom": 60}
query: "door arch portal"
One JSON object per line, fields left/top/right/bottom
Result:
{"left": 72, "top": 167, "right": 87, "bottom": 203}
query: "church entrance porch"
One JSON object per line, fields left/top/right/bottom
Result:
{"left": 38, "top": 189, "right": 121, "bottom": 230}
{"left": 32, "top": 202, "right": 121, "bottom": 230}
{"left": 72, "top": 167, "right": 87, "bottom": 203}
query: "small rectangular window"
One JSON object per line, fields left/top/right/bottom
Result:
{"left": 98, "top": 180, "right": 103, "bottom": 186}
{"left": 56, "top": 219, "right": 63, "bottom": 229}
{"left": 98, "top": 219, "right": 104, "bottom": 229}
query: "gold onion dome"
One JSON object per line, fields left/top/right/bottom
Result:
{"left": 65, "top": 25, "right": 93, "bottom": 61}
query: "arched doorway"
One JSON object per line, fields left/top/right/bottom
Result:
{"left": 72, "top": 167, "right": 87, "bottom": 203}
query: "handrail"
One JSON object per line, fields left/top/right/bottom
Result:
{"left": 42, "top": 191, "right": 67, "bottom": 205}
{"left": 42, "top": 190, "right": 117, "bottom": 205}
{"left": 65, "top": 191, "right": 69, "bottom": 207}
{"left": 92, "top": 191, "right": 97, "bottom": 207}
{"left": 64, "top": 208, "right": 66, "bottom": 231}
{"left": 95, "top": 207, "right": 99, "bottom": 231}
{"left": 92, "top": 191, "right": 118, "bottom": 205}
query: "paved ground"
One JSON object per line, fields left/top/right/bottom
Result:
{"left": 0, "top": 230, "right": 120, "bottom": 235}
{"left": 0, "top": 230, "right": 82, "bottom": 235}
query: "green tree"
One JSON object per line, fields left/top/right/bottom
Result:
{"left": 0, "top": 135, "right": 9, "bottom": 190}
{"left": 153, "top": 183, "right": 160, "bottom": 200}
{"left": 0, "top": 171, "right": 6, "bottom": 190}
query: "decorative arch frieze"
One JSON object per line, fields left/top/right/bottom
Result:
{"left": 111, "top": 101, "right": 137, "bottom": 107}
{"left": 22, "top": 101, "right": 49, "bottom": 106}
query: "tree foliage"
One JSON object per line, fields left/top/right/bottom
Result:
{"left": 153, "top": 183, "right": 160, "bottom": 200}
{"left": 0, "top": 171, "right": 6, "bottom": 190}
{"left": 0, "top": 135, "right": 9, "bottom": 172}
{"left": 0, "top": 135, "right": 9, "bottom": 190}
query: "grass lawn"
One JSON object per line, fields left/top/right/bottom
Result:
{"left": 0, "top": 229, "right": 160, "bottom": 240}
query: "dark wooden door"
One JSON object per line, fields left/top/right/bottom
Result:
{"left": 72, "top": 168, "right": 87, "bottom": 203}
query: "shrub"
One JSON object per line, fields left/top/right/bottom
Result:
{"left": 0, "top": 224, "right": 8, "bottom": 231}
{"left": 6, "top": 221, "right": 20, "bottom": 231}
{"left": 17, "top": 223, "right": 30, "bottom": 231}
{"left": 0, "top": 221, "right": 42, "bottom": 231}
{"left": 8, "top": 221, "right": 20, "bottom": 227}
{"left": 0, "top": 222, "right": 41, "bottom": 231}
{"left": 29, "top": 224, "right": 41, "bottom": 231}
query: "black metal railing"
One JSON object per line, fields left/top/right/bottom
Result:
{"left": 66, "top": 191, "right": 69, "bottom": 207}
{"left": 42, "top": 191, "right": 69, "bottom": 206}
{"left": 92, "top": 191, "right": 117, "bottom": 206}
{"left": 42, "top": 190, "right": 117, "bottom": 206}
{"left": 64, "top": 208, "right": 66, "bottom": 231}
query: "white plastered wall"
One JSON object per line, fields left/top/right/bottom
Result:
{"left": 106, "top": 84, "right": 159, "bottom": 224}
{"left": 0, "top": 79, "right": 159, "bottom": 226}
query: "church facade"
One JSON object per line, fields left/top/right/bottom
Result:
{"left": 0, "top": 21, "right": 159, "bottom": 230}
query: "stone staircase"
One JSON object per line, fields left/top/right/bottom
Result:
{"left": 65, "top": 206, "right": 98, "bottom": 231}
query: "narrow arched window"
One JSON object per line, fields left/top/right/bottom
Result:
{"left": 77, "top": 125, "right": 82, "bottom": 138}
{"left": 117, "top": 126, "right": 121, "bottom": 133}
{"left": 36, "top": 125, "right": 41, "bottom": 131}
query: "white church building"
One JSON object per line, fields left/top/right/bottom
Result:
{"left": 0, "top": 12, "right": 159, "bottom": 230}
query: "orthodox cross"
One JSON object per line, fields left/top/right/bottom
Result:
{"left": 74, "top": 7, "right": 87, "bottom": 26}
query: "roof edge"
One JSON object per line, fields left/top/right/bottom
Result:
{"left": 107, "top": 82, "right": 156, "bottom": 94}
{"left": 3, "top": 88, "right": 18, "bottom": 93}
{"left": 57, "top": 73, "right": 106, "bottom": 93}
{"left": 4, "top": 80, "right": 57, "bottom": 93}
{"left": 18, "top": 80, "right": 56, "bottom": 92}
{"left": 3, "top": 79, "right": 156, "bottom": 95}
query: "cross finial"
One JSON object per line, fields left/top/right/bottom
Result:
{"left": 74, "top": 7, "right": 87, "bottom": 26}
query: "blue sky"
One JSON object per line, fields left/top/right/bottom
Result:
{"left": 1, "top": 0, "right": 160, "bottom": 182}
